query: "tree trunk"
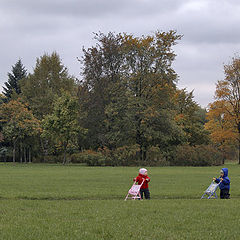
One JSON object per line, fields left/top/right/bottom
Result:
{"left": 63, "top": 145, "right": 67, "bottom": 165}
{"left": 20, "top": 141, "right": 23, "bottom": 163}
{"left": 24, "top": 146, "right": 27, "bottom": 163}
{"left": 29, "top": 148, "right": 31, "bottom": 163}
{"left": 239, "top": 138, "right": 240, "bottom": 164}
{"left": 238, "top": 122, "right": 240, "bottom": 164}
{"left": 221, "top": 146, "right": 225, "bottom": 165}
{"left": 41, "top": 139, "right": 49, "bottom": 163}
{"left": 13, "top": 140, "right": 16, "bottom": 163}
{"left": 63, "top": 142, "right": 68, "bottom": 165}
{"left": 135, "top": 113, "right": 144, "bottom": 163}
{"left": 40, "top": 139, "right": 49, "bottom": 163}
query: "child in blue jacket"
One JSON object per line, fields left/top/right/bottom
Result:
{"left": 213, "top": 168, "right": 230, "bottom": 199}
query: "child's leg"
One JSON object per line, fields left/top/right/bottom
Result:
{"left": 223, "top": 189, "right": 230, "bottom": 199}
{"left": 144, "top": 188, "right": 150, "bottom": 199}
{"left": 226, "top": 190, "right": 230, "bottom": 199}
{"left": 140, "top": 189, "right": 144, "bottom": 199}
{"left": 221, "top": 189, "right": 230, "bottom": 199}
{"left": 220, "top": 190, "right": 224, "bottom": 199}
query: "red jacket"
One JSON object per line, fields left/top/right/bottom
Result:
{"left": 134, "top": 174, "right": 150, "bottom": 189}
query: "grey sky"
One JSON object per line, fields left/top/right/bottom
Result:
{"left": 1, "top": 0, "right": 240, "bottom": 107}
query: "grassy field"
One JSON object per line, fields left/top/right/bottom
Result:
{"left": 0, "top": 163, "right": 240, "bottom": 239}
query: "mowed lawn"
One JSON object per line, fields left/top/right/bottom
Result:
{"left": 0, "top": 163, "right": 240, "bottom": 240}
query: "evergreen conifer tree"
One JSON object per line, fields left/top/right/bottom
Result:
{"left": 2, "top": 59, "right": 27, "bottom": 101}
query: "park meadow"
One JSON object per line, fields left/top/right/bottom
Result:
{"left": 0, "top": 163, "right": 240, "bottom": 240}
{"left": 1, "top": 30, "right": 240, "bottom": 239}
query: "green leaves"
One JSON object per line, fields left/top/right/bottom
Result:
{"left": 80, "top": 31, "right": 186, "bottom": 160}
{"left": 42, "top": 92, "right": 86, "bottom": 163}
{"left": 0, "top": 99, "right": 41, "bottom": 144}
{"left": 20, "top": 52, "right": 75, "bottom": 120}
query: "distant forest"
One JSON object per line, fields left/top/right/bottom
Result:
{"left": 0, "top": 31, "right": 239, "bottom": 166}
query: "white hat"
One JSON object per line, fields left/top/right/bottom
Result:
{"left": 139, "top": 168, "right": 147, "bottom": 175}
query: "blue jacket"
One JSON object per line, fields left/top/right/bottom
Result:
{"left": 215, "top": 168, "right": 230, "bottom": 190}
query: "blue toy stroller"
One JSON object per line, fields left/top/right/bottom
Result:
{"left": 201, "top": 181, "right": 220, "bottom": 199}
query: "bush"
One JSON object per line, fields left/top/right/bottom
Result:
{"left": 35, "top": 155, "right": 60, "bottom": 163}
{"left": 70, "top": 152, "right": 86, "bottom": 164}
{"left": 100, "top": 145, "right": 170, "bottom": 166}
{"left": 145, "top": 146, "right": 170, "bottom": 166}
{"left": 69, "top": 144, "right": 223, "bottom": 167}
{"left": 170, "top": 145, "right": 223, "bottom": 166}
{"left": 84, "top": 152, "right": 106, "bottom": 166}
{"left": 101, "top": 145, "right": 140, "bottom": 166}
{"left": 70, "top": 150, "right": 106, "bottom": 166}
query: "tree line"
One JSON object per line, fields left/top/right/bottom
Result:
{"left": 0, "top": 31, "right": 239, "bottom": 165}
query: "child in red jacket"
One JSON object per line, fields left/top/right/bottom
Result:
{"left": 134, "top": 168, "right": 151, "bottom": 199}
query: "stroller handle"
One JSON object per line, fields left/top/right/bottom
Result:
{"left": 133, "top": 179, "right": 145, "bottom": 187}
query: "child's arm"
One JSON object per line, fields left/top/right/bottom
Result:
{"left": 221, "top": 178, "right": 230, "bottom": 185}
{"left": 214, "top": 177, "right": 229, "bottom": 184}
{"left": 133, "top": 176, "right": 139, "bottom": 182}
{"left": 145, "top": 177, "right": 150, "bottom": 182}
{"left": 213, "top": 177, "right": 220, "bottom": 183}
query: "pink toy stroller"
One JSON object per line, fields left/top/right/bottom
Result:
{"left": 125, "top": 179, "right": 145, "bottom": 200}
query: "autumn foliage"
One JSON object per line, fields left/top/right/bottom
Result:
{"left": 0, "top": 31, "right": 225, "bottom": 165}
{"left": 205, "top": 56, "right": 240, "bottom": 163}
{"left": 0, "top": 99, "right": 41, "bottom": 162}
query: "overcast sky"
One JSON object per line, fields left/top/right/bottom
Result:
{"left": 1, "top": 0, "right": 240, "bottom": 107}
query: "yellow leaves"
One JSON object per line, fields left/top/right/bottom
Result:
{"left": 215, "top": 80, "right": 233, "bottom": 100}
{"left": 215, "top": 57, "right": 240, "bottom": 102}
{"left": 205, "top": 99, "right": 237, "bottom": 145}
{"left": 175, "top": 114, "right": 185, "bottom": 122}
{"left": 121, "top": 33, "right": 154, "bottom": 50}
{"left": 209, "top": 57, "right": 240, "bottom": 145}
{"left": 0, "top": 98, "right": 41, "bottom": 139}
{"left": 143, "top": 106, "right": 157, "bottom": 119}
{"left": 224, "top": 57, "right": 240, "bottom": 81}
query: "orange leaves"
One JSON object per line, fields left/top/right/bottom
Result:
{"left": 206, "top": 56, "right": 240, "bottom": 146}
{"left": 205, "top": 101, "right": 237, "bottom": 145}
{"left": 0, "top": 98, "right": 41, "bottom": 140}
{"left": 175, "top": 114, "right": 185, "bottom": 123}
{"left": 215, "top": 57, "right": 240, "bottom": 104}
{"left": 215, "top": 80, "right": 231, "bottom": 99}
{"left": 224, "top": 57, "right": 240, "bottom": 81}
{"left": 121, "top": 33, "right": 154, "bottom": 50}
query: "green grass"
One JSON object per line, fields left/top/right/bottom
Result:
{"left": 0, "top": 163, "right": 240, "bottom": 239}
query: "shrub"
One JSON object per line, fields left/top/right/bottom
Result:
{"left": 84, "top": 152, "right": 106, "bottom": 166}
{"left": 36, "top": 155, "right": 60, "bottom": 163}
{"left": 101, "top": 145, "right": 140, "bottom": 166}
{"left": 145, "top": 146, "right": 170, "bottom": 166}
{"left": 70, "top": 150, "right": 106, "bottom": 166}
{"left": 170, "top": 145, "right": 223, "bottom": 166}
{"left": 100, "top": 145, "right": 170, "bottom": 166}
{"left": 68, "top": 144, "right": 223, "bottom": 167}
{"left": 70, "top": 152, "right": 86, "bottom": 164}
{"left": 100, "top": 145, "right": 171, "bottom": 166}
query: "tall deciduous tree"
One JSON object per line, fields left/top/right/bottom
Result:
{"left": 120, "top": 31, "right": 183, "bottom": 159}
{"left": 2, "top": 59, "right": 27, "bottom": 101}
{"left": 20, "top": 52, "right": 76, "bottom": 161}
{"left": 206, "top": 56, "right": 240, "bottom": 163}
{"left": 42, "top": 93, "right": 85, "bottom": 164}
{"left": 21, "top": 52, "right": 75, "bottom": 120}
{"left": 174, "top": 89, "right": 209, "bottom": 146}
{"left": 79, "top": 32, "right": 124, "bottom": 149}
{"left": 80, "top": 31, "right": 185, "bottom": 161}
{"left": 0, "top": 99, "right": 41, "bottom": 162}
{"left": 205, "top": 100, "right": 237, "bottom": 164}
